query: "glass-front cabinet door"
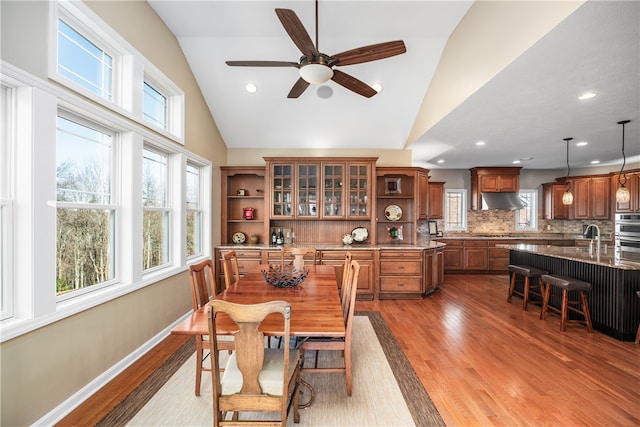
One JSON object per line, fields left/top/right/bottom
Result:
{"left": 271, "top": 163, "right": 293, "bottom": 217}
{"left": 323, "top": 164, "right": 344, "bottom": 217}
{"left": 347, "top": 163, "right": 371, "bottom": 218}
{"left": 297, "top": 164, "right": 318, "bottom": 217}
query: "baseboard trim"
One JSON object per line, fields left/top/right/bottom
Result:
{"left": 32, "top": 311, "right": 192, "bottom": 426}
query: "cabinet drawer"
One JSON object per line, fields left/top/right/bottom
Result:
{"left": 237, "top": 259, "right": 262, "bottom": 274}
{"left": 320, "top": 250, "right": 374, "bottom": 261}
{"left": 380, "top": 260, "right": 421, "bottom": 275}
{"left": 234, "top": 250, "right": 262, "bottom": 259}
{"left": 380, "top": 251, "right": 422, "bottom": 258}
{"left": 488, "top": 247, "right": 509, "bottom": 257}
{"left": 380, "top": 276, "right": 421, "bottom": 292}
{"left": 464, "top": 240, "right": 488, "bottom": 247}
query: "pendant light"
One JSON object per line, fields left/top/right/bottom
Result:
{"left": 615, "top": 119, "right": 631, "bottom": 203}
{"left": 562, "top": 137, "right": 574, "bottom": 205}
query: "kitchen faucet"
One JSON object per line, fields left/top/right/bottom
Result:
{"left": 584, "top": 224, "right": 601, "bottom": 253}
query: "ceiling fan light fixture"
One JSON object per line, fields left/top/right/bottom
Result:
{"left": 299, "top": 64, "right": 333, "bottom": 84}
{"left": 616, "top": 119, "right": 631, "bottom": 203}
{"left": 372, "top": 83, "right": 383, "bottom": 93}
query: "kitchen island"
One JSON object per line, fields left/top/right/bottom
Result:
{"left": 503, "top": 244, "right": 640, "bottom": 341}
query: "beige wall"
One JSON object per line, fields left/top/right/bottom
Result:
{"left": 227, "top": 148, "right": 412, "bottom": 167}
{"left": 0, "top": 1, "right": 227, "bottom": 425}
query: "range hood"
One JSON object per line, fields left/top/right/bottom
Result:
{"left": 481, "top": 192, "right": 526, "bottom": 210}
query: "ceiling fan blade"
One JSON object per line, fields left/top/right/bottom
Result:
{"left": 331, "top": 70, "right": 377, "bottom": 98}
{"left": 331, "top": 40, "right": 406, "bottom": 66}
{"left": 287, "top": 78, "right": 310, "bottom": 98}
{"left": 226, "top": 60, "right": 299, "bottom": 68}
{"left": 275, "top": 8, "right": 319, "bottom": 59}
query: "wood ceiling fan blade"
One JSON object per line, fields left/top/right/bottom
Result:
{"left": 275, "top": 8, "right": 319, "bottom": 59}
{"left": 331, "top": 70, "right": 377, "bottom": 98}
{"left": 287, "top": 78, "right": 310, "bottom": 98}
{"left": 331, "top": 40, "right": 406, "bottom": 66}
{"left": 226, "top": 60, "right": 300, "bottom": 68}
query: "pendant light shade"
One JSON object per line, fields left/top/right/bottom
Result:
{"left": 562, "top": 137, "right": 574, "bottom": 205}
{"left": 615, "top": 120, "right": 631, "bottom": 203}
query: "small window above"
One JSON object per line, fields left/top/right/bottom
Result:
{"left": 143, "top": 81, "right": 167, "bottom": 130}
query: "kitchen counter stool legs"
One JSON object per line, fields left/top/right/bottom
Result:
{"left": 507, "top": 265, "right": 548, "bottom": 311}
{"left": 540, "top": 274, "right": 593, "bottom": 332}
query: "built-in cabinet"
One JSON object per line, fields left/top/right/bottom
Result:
{"left": 427, "top": 181, "right": 444, "bottom": 219}
{"left": 424, "top": 246, "right": 444, "bottom": 294}
{"left": 378, "top": 250, "right": 423, "bottom": 299}
{"left": 214, "top": 248, "right": 262, "bottom": 294}
{"left": 320, "top": 250, "right": 375, "bottom": 300}
{"left": 611, "top": 169, "right": 640, "bottom": 213}
{"left": 543, "top": 181, "right": 570, "bottom": 220}
{"left": 470, "top": 167, "right": 521, "bottom": 210}
{"left": 570, "top": 175, "right": 610, "bottom": 219}
{"left": 221, "top": 167, "right": 268, "bottom": 246}
{"left": 417, "top": 170, "right": 429, "bottom": 220}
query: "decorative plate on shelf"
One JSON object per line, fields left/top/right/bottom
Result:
{"left": 232, "top": 232, "right": 246, "bottom": 244}
{"left": 351, "top": 227, "right": 369, "bottom": 243}
{"left": 384, "top": 204, "right": 403, "bottom": 221}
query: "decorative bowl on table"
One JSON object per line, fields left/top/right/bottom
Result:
{"left": 261, "top": 264, "right": 308, "bottom": 288}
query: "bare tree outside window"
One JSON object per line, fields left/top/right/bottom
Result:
{"left": 142, "top": 148, "right": 169, "bottom": 270}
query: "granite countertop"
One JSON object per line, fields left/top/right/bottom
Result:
{"left": 217, "top": 240, "right": 445, "bottom": 251}
{"left": 500, "top": 244, "right": 640, "bottom": 270}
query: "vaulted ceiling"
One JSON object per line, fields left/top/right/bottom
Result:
{"left": 148, "top": 0, "right": 639, "bottom": 170}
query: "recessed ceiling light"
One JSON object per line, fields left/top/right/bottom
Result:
{"left": 245, "top": 83, "right": 257, "bottom": 94}
{"left": 576, "top": 141, "right": 588, "bottom": 147}
{"left": 519, "top": 157, "right": 534, "bottom": 161}
{"left": 578, "top": 91, "right": 597, "bottom": 100}
{"left": 371, "top": 83, "right": 383, "bottom": 93}
{"left": 437, "top": 159, "right": 445, "bottom": 164}
{"left": 512, "top": 160, "right": 521, "bottom": 164}
{"left": 590, "top": 160, "right": 600, "bottom": 164}
{"left": 475, "top": 141, "right": 486, "bottom": 146}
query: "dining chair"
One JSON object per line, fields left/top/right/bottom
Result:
{"left": 222, "top": 250, "right": 240, "bottom": 290}
{"left": 340, "top": 252, "right": 353, "bottom": 311}
{"left": 281, "top": 246, "right": 317, "bottom": 270}
{"left": 189, "top": 259, "right": 234, "bottom": 397}
{"left": 300, "top": 259, "right": 360, "bottom": 396}
{"left": 207, "top": 299, "right": 302, "bottom": 426}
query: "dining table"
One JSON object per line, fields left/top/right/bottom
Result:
{"left": 171, "top": 263, "right": 346, "bottom": 339}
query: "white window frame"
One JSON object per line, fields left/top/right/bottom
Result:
{"left": 0, "top": 61, "right": 211, "bottom": 342}
{"left": 515, "top": 189, "right": 538, "bottom": 231}
{"left": 1, "top": 82, "right": 15, "bottom": 320}
{"left": 444, "top": 189, "right": 467, "bottom": 231}
{"left": 185, "top": 161, "right": 204, "bottom": 258}
{"left": 49, "top": 0, "right": 185, "bottom": 143}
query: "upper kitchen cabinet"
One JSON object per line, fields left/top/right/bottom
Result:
{"left": 543, "top": 181, "right": 570, "bottom": 220}
{"left": 417, "top": 170, "right": 429, "bottom": 220}
{"left": 376, "top": 166, "right": 430, "bottom": 245}
{"left": 470, "top": 167, "right": 521, "bottom": 210}
{"left": 570, "top": 174, "right": 610, "bottom": 219}
{"left": 427, "top": 181, "right": 445, "bottom": 219}
{"left": 221, "top": 166, "right": 268, "bottom": 245}
{"left": 264, "top": 157, "right": 376, "bottom": 220}
{"left": 611, "top": 169, "right": 640, "bottom": 213}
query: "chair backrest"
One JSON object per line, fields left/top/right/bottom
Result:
{"left": 189, "top": 259, "right": 215, "bottom": 311}
{"left": 207, "top": 300, "right": 293, "bottom": 412}
{"left": 342, "top": 260, "right": 360, "bottom": 343}
{"left": 222, "top": 250, "right": 240, "bottom": 290}
{"left": 340, "top": 251, "right": 353, "bottom": 306}
{"left": 281, "top": 246, "right": 317, "bottom": 269}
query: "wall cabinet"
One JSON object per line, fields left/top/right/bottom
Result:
{"left": 320, "top": 250, "right": 375, "bottom": 300}
{"left": 470, "top": 167, "right": 521, "bottom": 210}
{"left": 264, "top": 157, "right": 375, "bottom": 221}
{"left": 221, "top": 167, "right": 268, "bottom": 245}
{"left": 611, "top": 169, "right": 640, "bottom": 213}
{"left": 427, "top": 181, "right": 444, "bottom": 219}
{"left": 417, "top": 170, "right": 429, "bottom": 220}
{"left": 378, "top": 250, "right": 423, "bottom": 299}
{"left": 543, "top": 182, "right": 570, "bottom": 220}
{"left": 570, "top": 175, "right": 610, "bottom": 219}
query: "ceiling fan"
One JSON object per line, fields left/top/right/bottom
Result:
{"left": 225, "top": 1, "right": 406, "bottom": 98}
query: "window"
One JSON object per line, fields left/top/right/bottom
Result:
{"left": 57, "top": 18, "right": 113, "bottom": 100}
{"left": 445, "top": 189, "right": 467, "bottom": 231}
{"left": 143, "top": 81, "right": 167, "bottom": 130}
{"left": 56, "top": 115, "right": 116, "bottom": 298}
{"left": 142, "top": 147, "right": 170, "bottom": 270}
{"left": 186, "top": 162, "right": 202, "bottom": 258}
{"left": 1, "top": 84, "right": 13, "bottom": 319}
{"left": 516, "top": 190, "right": 537, "bottom": 231}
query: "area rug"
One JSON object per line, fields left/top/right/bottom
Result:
{"left": 98, "top": 312, "right": 444, "bottom": 427}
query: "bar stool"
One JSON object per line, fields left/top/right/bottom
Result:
{"left": 507, "top": 264, "right": 548, "bottom": 310}
{"left": 635, "top": 291, "right": 640, "bottom": 345}
{"left": 540, "top": 274, "right": 592, "bottom": 332}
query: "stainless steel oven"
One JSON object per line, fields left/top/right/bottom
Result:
{"left": 615, "top": 213, "right": 640, "bottom": 261}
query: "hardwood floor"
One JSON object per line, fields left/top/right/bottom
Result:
{"left": 57, "top": 273, "right": 640, "bottom": 426}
